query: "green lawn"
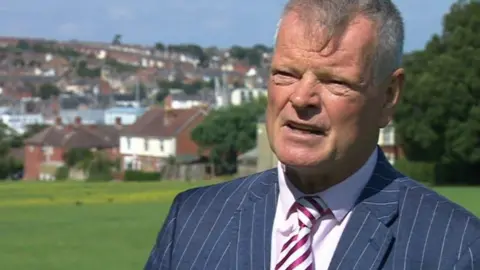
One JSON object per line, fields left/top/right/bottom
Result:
{"left": 0, "top": 181, "right": 478, "bottom": 270}
{"left": 0, "top": 181, "right": 218, "bottom": 270}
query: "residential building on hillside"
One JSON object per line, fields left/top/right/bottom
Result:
{"left": 0, "top": 105, "right": 44, "bottom": 134}
{"left": 23, "top": 117, "right": 123, "bottom": 181}
{"left": 230, "top": 88, "right": 267, "bottom": 106}
{"left": 45, "top": 109, "right": 106, "bottom": 125}
{"left": 104, "top": 107, "right": 146, "bottom": 125}
{"left": 163, "top": 89, "right": 215, "bottom": 109}
{"left": 378, "top": 122, "right": 403, "bottom": 164}
{"left": 119, "top": 106, "right": 208, "bottom": 172}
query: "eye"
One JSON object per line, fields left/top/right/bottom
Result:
{"left": 271, "top": 70, "right": 298, "bottom": 85}
{"left": 325, "top": 79, "right": 346, "bottom": 86}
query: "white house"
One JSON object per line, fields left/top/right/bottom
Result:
{"left": 104, "top": 107, "right": 147, "bottom": 126}
{"left": 119, "top": 107, "right": 208, "bottom": 171}
{"left": 378, "top": 122, "right": 399, "bottom": 164}
{"left": 0, "top": 107, "right": 44, "bottom": 134}
{"left": 230, "top": 88, "right": 267, "bottom": 106}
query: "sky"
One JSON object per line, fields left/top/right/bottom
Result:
{"left": 0, "top": 0, "right": 457, "bottom": 52}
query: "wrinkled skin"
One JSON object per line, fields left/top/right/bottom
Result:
{"left": 266, "top": 11, "right": 404, "bottom": 193}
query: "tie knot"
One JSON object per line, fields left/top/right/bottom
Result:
{"left": 295, "top": 196, "right": 330, "bottom": 228}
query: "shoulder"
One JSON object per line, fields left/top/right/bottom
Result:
{"left": 393, "top": 177, "right": 480, "bottom": 267}
{"left": 396, "top": 177, "right": 479, "bottom": 231}
{"left": 170, "top": 169, "right": 278, "bottom": 218}
{"left": 394, "top": 177, "right": 480, "bottom": 258}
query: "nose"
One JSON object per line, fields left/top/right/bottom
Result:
{"left": 288, "top": 73, "right": 321, "bottom": 111}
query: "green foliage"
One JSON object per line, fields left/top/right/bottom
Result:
{"left": 62, "top": 149, "right": 116, "bottom": 182}
{"left": 105, "top": 58, "right": 137, "bottom": 73}
{"left": 154, "top": 42, "right": 165, "bottom": 51}
{"left": 16, "top": 40, "right": 30, "bottom": 50}
{"left": 77, "top": 60, "right": 101, "bottom": 77}
{"left": 55, "top": 47, "right": 80, "bottom": 58}
{"left": 156, "top": 79, "right": 213, "bottom": 97}
{"left": 38, "top": 83, "right": 60, "bottom": 100}
{"left": 395, "top": 0, "right": 480, "bottom": 184}
{"left": 112, "top": 34, "right": 122, "bottom": 45}
{"left": 63, "top": 148, "right": 94, "bottom": 168}
{"left": 55, "top": 166, "right": 69, "bottom": 181}
{"left": 124, "top": 170, "right": 161, "bottom": 182}
{"left": 86, "top": 153, "right": 114, "bottom": 182}
{"left": 167, "top": 44, "right": 209, "bottom": 66}
{"left": 0, "top": 123, "right": 24, "bottom": 179}
{"left": 229, "top": 45, "right": 271, "bottom": 67}
{"left": 394, "top": 158, "right": 436, "bottom": 185}
{"left": 191, "top": 96, "right": 267, "bottom": 175}
{"left": 0, "top": 155, "right": 23, "bottom": 180}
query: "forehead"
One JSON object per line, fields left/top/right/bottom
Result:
{"left": 273, "top": 12, "right": 376, "bottom": 76}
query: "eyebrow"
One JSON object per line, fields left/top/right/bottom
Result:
{"left": 272, "top": 63, "right": 355, "bottom": 83}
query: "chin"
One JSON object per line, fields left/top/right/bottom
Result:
{"left": 274, "top": 144, "right": 333, "bottom": 169}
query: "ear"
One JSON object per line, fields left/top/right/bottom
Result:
{"left": 379, "top": 68, "right": 404, "bottom": 128}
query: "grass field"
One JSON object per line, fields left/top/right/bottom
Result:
{"left": 0, "top": 181, "right": 479, "bottom": 270}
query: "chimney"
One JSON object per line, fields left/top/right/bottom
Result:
{"left": 115, "top": 117, "right": 122, "bottom": 128}
{"left": 55, "top": 116, "right": 62, "bottom": 126}
{"left": 74, "top": 116, "right": 82, "bottom": 126}
{"left": 164, "top": 94, "right": 172, "bottom": 109}
{"left": 164, "top": 107, "right": 175, "bottom": 126}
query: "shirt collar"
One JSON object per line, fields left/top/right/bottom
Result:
{"left": 277, "top": 147, "right": 378, "bottom": 223}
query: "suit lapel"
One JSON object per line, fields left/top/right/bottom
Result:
{"left": 231, "top": 169, "right": 279, "bottom": 270}
{"left": 329, "top": 149, "right": 402, "bottom": 270}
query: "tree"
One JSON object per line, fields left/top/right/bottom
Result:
{"left": 63, "top": 148, "right": 94, "bottom": 168}
{"left": 395, "top": 0, "right": 480, "bottom": 184}
{"left": 38, "top": 83, "right": 60, "bottom": 100}
{"left": 16, "top": 40, "right": 30, "bottom": 50}
{"left": 191, "top": 97, "right": 267, "bottom": 175}
{"left": 77, "top": 60, "right": 101, "bottom": 77}
{"left": 154, "top": 42, "right": 165, "bottom": 51}
{"left": 112, "top": 34, "right": 122, "bottom": 45}
{"left": 0, "top": 123, "right": 23, "bottom": 180}
{"left": 230, "top": 45, "right": 247, "bottom": 60}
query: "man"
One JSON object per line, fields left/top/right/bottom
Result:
{"left": 145, "top": 0, "right": 480, "bottom": 269}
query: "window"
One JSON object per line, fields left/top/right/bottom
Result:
{"left": 42, "top": 146, "right": 53, "bottom": 162}
{"left": 159, "top": 141, "right": 164, "bottom": 152}
{"left": 240, "top": 91, "right": 247, "bottom": 102}
{"left": 248, "top": 91, "right": 254, "bottom": 101}
{"left": 382, "top": 125, "right": 395, "bottom": 145}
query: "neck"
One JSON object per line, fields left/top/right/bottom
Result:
{"left": 285, "top": 146, "right": 377, "bottom": 194}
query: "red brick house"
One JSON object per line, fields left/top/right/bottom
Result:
{"left": 23, "top": 117, "right": 123, "bottom": 180}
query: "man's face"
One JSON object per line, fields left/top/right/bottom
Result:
{"left": 266, "top": 11, "right": 402, "bottom": 170}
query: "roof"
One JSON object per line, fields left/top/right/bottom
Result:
{"left": 59, "top": 109, "right": 105, "bottom": 124}
{"left": 25, "top": 124, "right": 121, "bottom": 149}
{"left": 122, "top": 107, "right": 208, "bottom": 137}
{"left": 170, "top": 89, "right": 215, "bottom": 103}
{"left": 105, "top": 106, "right": 147, "bottom": 115}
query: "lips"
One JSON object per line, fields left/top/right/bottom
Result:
{"left": 285, "top": 121, "right": 326, "bottom": 135}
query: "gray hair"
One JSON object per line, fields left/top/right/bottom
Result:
{"left": 274, "top": 0, "right": 404, "bottom": 86}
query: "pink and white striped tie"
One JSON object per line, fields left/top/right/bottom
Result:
{"left": 275, "top": 196, "right": 330, "bottom": 270}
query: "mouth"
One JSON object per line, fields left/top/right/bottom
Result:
{"left": 284, "top": 121, "right": 326, "bottom": 136}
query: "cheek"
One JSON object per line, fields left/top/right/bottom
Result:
{"left": 267, "top": 86, "right": 290, "bottom": 117}
{"left": 324, "top": 94, "right": 366, "bottom": 130}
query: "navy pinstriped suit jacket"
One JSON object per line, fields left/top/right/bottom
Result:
{"left": 144, "top": 148, "right": 480, "bottom": 270}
